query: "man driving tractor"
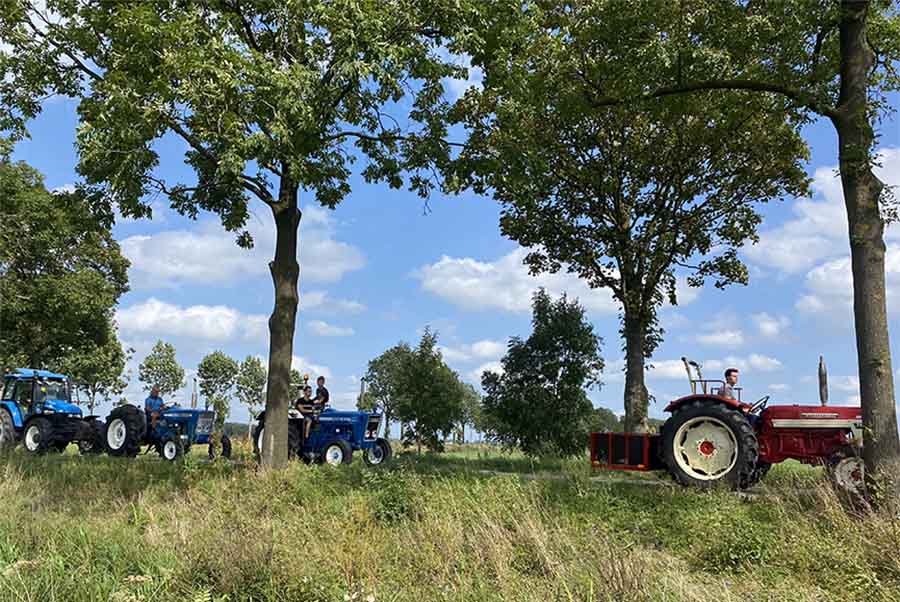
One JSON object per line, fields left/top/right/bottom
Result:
{"left": 294, "top": 375, "right": 329, "bottom": 441}
{"left": 145, "top": 385, "right": 166, "bottom": 429}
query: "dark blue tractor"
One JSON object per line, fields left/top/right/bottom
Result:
{"left": 104, "top": 403, "right": 230, "bottom": 461}
{"left": 253, "top": 407, "right": 392, "bottom": 466}
{"left": 0, "top": 368, "right": 106, "bottom": 455}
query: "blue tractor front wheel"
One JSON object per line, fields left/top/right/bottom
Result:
{"left": 22, "top": 418, "right": 52, "bottom": 454}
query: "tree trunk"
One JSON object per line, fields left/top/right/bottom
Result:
{"left": 260, "top": 174, "right": 301, "bottom": 469}
{"left": 833, "top": 1, "right": 900, "bottom": 485}
{"left": 623, "top": 314, "right": 649, "bottom": 433}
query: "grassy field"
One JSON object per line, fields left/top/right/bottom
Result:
{"left": 0, "top": 442, "right": 898, "bottom": 602}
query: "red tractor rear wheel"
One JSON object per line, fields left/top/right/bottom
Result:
{"left": 661, "top": 400, "right": 759, "bottom": 489}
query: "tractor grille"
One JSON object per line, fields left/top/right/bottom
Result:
{"left": 365, "top": 416, "right": 381, "bottom": 440}
{"left": 196, "top": 413, "right": 214, "bottom": 435}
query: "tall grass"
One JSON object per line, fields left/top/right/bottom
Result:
{"left": 0, "top": 444, "right": 898, "bottom": 601}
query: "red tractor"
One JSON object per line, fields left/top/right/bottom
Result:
{"left": 591, "top": 357, "right": 864, "bottom": 492}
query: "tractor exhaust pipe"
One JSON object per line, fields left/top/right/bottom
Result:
{"left": 818, "top": 355, "right": 828, "bottom": 407}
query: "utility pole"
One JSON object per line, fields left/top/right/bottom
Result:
{"left": 191, "top": 377, "right": 198, "bottom": 409}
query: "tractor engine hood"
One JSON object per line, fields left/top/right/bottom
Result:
{"left": 37, "top": 398, "right": 83, "bottom": 417}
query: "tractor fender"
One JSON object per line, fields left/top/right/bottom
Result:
{"left": 664, "top": 394, "right": 751, "bottom": 415}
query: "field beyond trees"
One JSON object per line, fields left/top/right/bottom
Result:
{"left": 1, "top": 444, "right": 898, "bottom": 602}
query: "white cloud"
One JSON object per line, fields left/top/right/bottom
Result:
{"left": 442, "top": 52, "right": 483, "bottom": 99}
{"left": 753, "top": 313, "right": 790, "bottom": 338}
{"left": 117, "top": 298, "right": 267, "bottom": 341}
{"left": 301, "top": 290, "right": 366, "bottom": 314}
{"left": 696, "top": 329, "right": 745, "bottom": 348}
{"left": 832, "top": 375, "right": 860, "bottom": 393}
{"left": 291, "top": 355, "right": 331, "bottom": 380}
{"left": 418, "top": 249, "right": 619, "bottom": 314}
{"left": 469, "top": 361, "right": 502, "bottom": 384}
{"left": 121, "top": 205, "right": 364, "bottom": 288}
{"left": 648, "top": 354, "right": 782, "bottom": 380}
{"left": 745, "top": 147, "right": 900, "bottom": 274}
{"left": 307, "top": 320, "right": 354, "bottom": 337}
{"left": 440, "top": 339, "right": 506, "bottom": 363}
{"left": 795, "top": 245, "right": 900, "bottom": 318}
{"left": 768, "top": 383, "right": 791, "bottom": 392}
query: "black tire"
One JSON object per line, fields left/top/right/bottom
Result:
{"left": 746, "top": 461, "right": 772, "bottom": 488}
{"left": 78, "top": 420, "right": 107, "bottom": 455}
{"left": 288, "top": 421, "right": 302, "bottom": 460}
{"left": 661, "top": 400, "right": 758, "bottom": 490}
{"left": 253, "top": 419, "right": 303, "bottom": 462}
{"left": 157, "top": 435, "right": 184, "bottom": 461}
{"left": 22, "top": 417, "right": 53, "bottom": 455}
{"left": 363, "top": 438, "right": 393, "bottom": 467}
{"left": 208, "top": 433, "right": 232, "bottom": 460}
{"left": 105, "top": 405, "right": 146, "bottom": 457}
{"left": 0, "top": 409, "right": 16, "bottom": 453}
{"left": 51, "top": 440, "right": 68, "bottom": 453}
{"left": 321, "top": 439, "right": 353, "bottom": 466}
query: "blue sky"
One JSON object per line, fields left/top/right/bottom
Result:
{"left": 10, "top": 88, "right": 900, "bottom": 426}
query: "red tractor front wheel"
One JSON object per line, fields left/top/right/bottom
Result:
{"left": 661, "top": 400, "right": 759, "bottom": 489}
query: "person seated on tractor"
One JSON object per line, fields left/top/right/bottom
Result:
{"left": 145, "top": 385, "right": 166, "bottom": 430}
{"left": 295, "top": 385, "right": 318, "bottom": 442}
{"left": 717, "top": 368, "right": 739, "bottom": 399}
{"left": 314, "top": 375, "right": 330, "bottom": 409}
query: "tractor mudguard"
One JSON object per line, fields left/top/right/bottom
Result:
{"left": 0, "top": 401, "right": 24, "bottom": 429}
{"left": 664, "top": 394, "right": 751, "bottom": 415}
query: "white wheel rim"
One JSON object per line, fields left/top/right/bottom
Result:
{"left": 107, "top": 418, "right": 127, "bottom": 450}
{"left": 163, "top": 440, "right": 178, "bottom": 460}
{"left": 366, "top": 446, "right": 384, "bottom": 464}
{"left": 673, "top": 416, "right": 738, "bottom": 480}
{"left": 833, "top": 457, "right": 865, "bottom": 494}
{"left": 24, "top": 425, "right": 41, "bottom": 451}
{"left": 325, "top": 445, "right": 344, "bottom": 465}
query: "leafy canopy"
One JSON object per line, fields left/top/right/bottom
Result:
{"left": 138, "top": 340, "right": 185, "bottom": 398}
{"left": 394, "top": 329, "right": 466, "bottom": 452}
{"left": 481, "top": 289, "right": 603, "bottom": 457}
{"left": 236, "top": 355, "right": 267, "bottom": 419}
{"left": 0, "top": 151, "right": 129, "bottom": 369}
{"left": 0, "top": 0, "right": 468, "bottom": 232}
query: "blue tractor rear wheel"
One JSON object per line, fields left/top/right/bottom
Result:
{"left": 0, "top": 409, "right": 15, "bottom": 453}
{"left": 105, "top": 405, "right": 145, "bottom": 457}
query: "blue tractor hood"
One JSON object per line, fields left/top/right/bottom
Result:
{"left": 36, "top": 398, "right": 83, "bottom": 417}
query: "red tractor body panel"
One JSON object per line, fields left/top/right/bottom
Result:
{"left": 663, "top": 394, "right": 752, "bottom": 414}
{"left": 756, "top": 404, "right": 861, "bottom": 465}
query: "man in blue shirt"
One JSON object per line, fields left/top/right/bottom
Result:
{"left": 145, "top": 386, "right": 166, "bottom": 428}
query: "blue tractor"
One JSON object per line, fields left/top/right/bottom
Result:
{"left": 253, "top": 406, "right": 392, "bottom": 466}
{"left": 0, "top": 368, "right": 106, "bottom": 455}
{"left": 103, "top": 402, "right": 230, "bottom": 461}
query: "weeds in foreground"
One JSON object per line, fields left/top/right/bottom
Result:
{"left": 0, "top": 446, "right": 897, "bottom": 601}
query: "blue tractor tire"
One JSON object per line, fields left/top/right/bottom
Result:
{"left": 78, "top": 420, "right": 107, "bottom": 455}
{"left": 22, "top": 417, "right": 53, "bottom": 455}
{"left": 363, "top": 438, "right": 393, "bottom": 467}
{"left": 157, "top": 435, "right": 184, "bottom": 461}
{"left": 0, "top": 409, "right": 15, "bottom": 453}
{"left": 105, "top": 405, "right": 145, "bottom": 457}
{"left": 321, "top": 439, "right": 353, "bottom": 466}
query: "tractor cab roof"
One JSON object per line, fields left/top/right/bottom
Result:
{"left": 4, "top": 368, "right": 68, "bottom": 381}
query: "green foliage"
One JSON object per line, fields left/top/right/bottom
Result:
{"left": 481, "top": 289, "right": 603, "bottom": 457}
{"left": 289, "top": 369, "right": 304, "bottom": 400}
{"left": 235, "top": 356, "right": 266, "bottom": 420}
{"left": 138, "top": 341, "right": 185, "bottom": 397}
{"left": 0, "top": 154, "right": 129, "bottom": 369}
{"left": 359, "top": 342, "right": 414, "bottom": 434}
{"left": 394, "top": 329, "right": 466, "bottom": 452}
{"left": 584, "top": 407, "right": 620, "bottom": 435}
{"left": 55, "top": 335, "right": 132, "bottom": 415}
{"left": 197, "top": 351, "right": 238, "bottom": 406}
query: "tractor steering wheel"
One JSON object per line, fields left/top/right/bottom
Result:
{"left": 750, "top": 395, "right": 770, "bottom": 414}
